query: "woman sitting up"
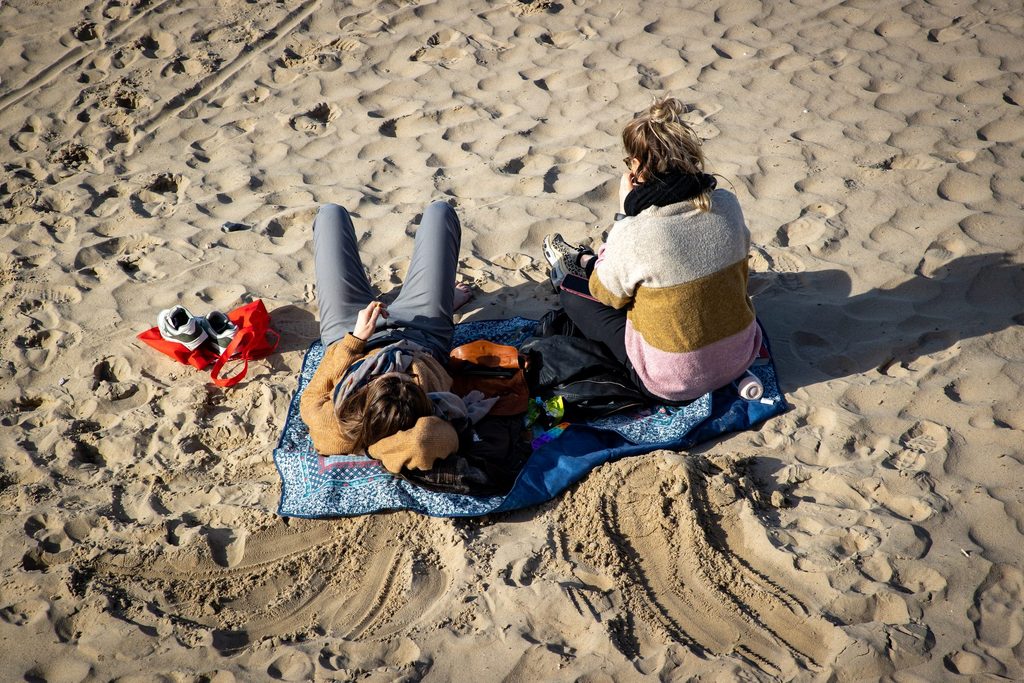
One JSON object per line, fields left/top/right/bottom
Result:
{"left": 300, "top": 201, "right": 489, "bottom": 472}
{"left": 543, "top": 96, "right": 762, "bottom": 402}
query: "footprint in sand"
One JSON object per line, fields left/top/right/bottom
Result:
{"left": 318, "top": 638, "right": 422, "bottom": 676}
{"left": 749, "top": 245, "right": 806, "bottom": 292}
{"left": 915, "top": 237, "right": 967, "bottom": 277}
{"left": 937, "top": 169, "right": 991, "bottom": 205}
{"left": 885, "top": 420, "right": 948, "bottom": 473}
{"left": 22, "top": 509, "right": 82, "bottom": 572}
{"left": 886, "top": 448, "right": 927, "bottom": 473}
{"left": 100, "top": 81, "right": 150, "bottom": 113}
{"left": 74, "top": 234, "right": 166, "bottom": 281}
{"left": 92, "top": 356, "right": 148, "bottom": 407}
{"left": 48, "top": 142, "right": 101, "bottom": 177}
{"left": 10, "top": 114, "right": 44, "bottom": 152}
{"left": 138, "top": 29, "right": 176, "bottom": 59}
{"left": 944, "top": 57, "right": 1001, "bottom": 83}
{"left": 23, "top": 658, "right": 92, "bottom": 683}
{"left": 279, "top": 37, "right": 357, "bottom": 72}
{"left": 264, "top": 649, "right": 314, "bottom": 681}
{"left": 773, "top": 203, "right": 843, "bottom": 249}
{"left": 866, "top": 476, "right": 949, "bottom": 522}
{"left": 491, "top": 252, "right": 546, "bottom": 282}
{"left": 900, "top": 421, "right": 948, "bottom": 454}
{"left": 970, "top": 564, "right": 1024, "bottom": 652}
{"left": 501, "top": 549, "right": 546, "bottom": 588}
{"left": 927, "top": 18, "right": 970, "bottom": 44}
{"left": 894, "top": 562, "right": 948, "bottom": 597}
{"left": 71, "top": 20, "right": 102, "bottom": 43}
{"left": 513, "top": 0, "right": 562, "bottom": 16}
{"left": 37, "top": 186, "right": 76, "bottom": 216}
{"left": 773, "top": 461, "right": 935, "bottom": 558}
{"left": 978, "top": 115, "right": 1024, "bottom": 143}
{"left": 265, "top": 207, "right": 317, "bottom": 242}
{"left": 13, "top": 314, "right": 81, "bottom": 372}
{"left": 195, "top": 284, "right": 247, "bottom": 307}
{"left": 244, "top": 85, "right": 271, "bottom": 104}
{"left": 131, "top": 173, "right": 188, "bottom": 218}
{"left": 637, "top": 63, "right": 663, "bottom": 90}
{"left": 874, "top": 18, "right": 919, "bottom": 38}
{"left": 410, "top": 29, "right": 468, "bottom": 65}
{"left": 111, "top": 44, "right": 141, "bottom": 70}
{"left": 80, "top": 52, "right": 113, "bottom": 85}
{"left": 887, "top": 153, "right": 945, "bottom": 171}
{"left": 290, "top": 102, "right": 338, "bottom": 135}
{"left": 12, "top": 282, "right": 82, "bottom": 305}
{"left": 0, "top": 598, "right": 50, "bottom": 627}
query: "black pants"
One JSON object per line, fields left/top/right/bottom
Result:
{"left": 559, "top": 289, "right": 658, "bottom": 400}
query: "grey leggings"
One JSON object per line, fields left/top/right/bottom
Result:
{"left": 313, "top": 201, "right": 461, "bottom": 359}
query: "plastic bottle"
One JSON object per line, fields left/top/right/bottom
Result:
{"left": 736, "top": 372, "right": 764, "bottom": 401}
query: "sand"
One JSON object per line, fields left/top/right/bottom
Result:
{"left": 1, "top": 0, "right": 1022, "bottom": 680}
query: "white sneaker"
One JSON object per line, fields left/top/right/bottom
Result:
{"left": 543, "top": 233, "right": 588, "bottom": 290}
{"left": 201, "top": 310, "right": 238, "bottom": 356}
{"left": 157, "top": 306, "right": 209, "bottom": 351}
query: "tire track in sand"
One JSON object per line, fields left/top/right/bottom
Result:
{"left": 89, "top": 515, "right": 454, "bottom": 650}
{"left": 557, "top": 456, "right": 849, "bottom": 679}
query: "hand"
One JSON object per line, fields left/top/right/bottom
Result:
{"left": 618, "top": 171, "right": 636, "bottom": 213}
{"left": 353, "top": 301, "right": 387, "bottom": 340}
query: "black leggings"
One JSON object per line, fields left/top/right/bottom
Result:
{"left": 559, "top": 289, "right": 658, "bottom": 399}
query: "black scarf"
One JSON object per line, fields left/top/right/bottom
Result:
{"left": 623, "top": 170, "right": 717, "bottom": 216}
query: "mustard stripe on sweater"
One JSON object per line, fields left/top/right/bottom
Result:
{"left": 629, "top": 258, "right": 755, "bottom": 353}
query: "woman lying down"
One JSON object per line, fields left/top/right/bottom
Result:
{"left": 299, "top": 200, "right": 494, "bottom": 472}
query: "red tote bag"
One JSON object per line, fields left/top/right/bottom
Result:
{"left": 138, "top": 300, "right": 280, "bottom": 387}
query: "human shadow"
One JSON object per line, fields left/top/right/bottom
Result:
{"left": 268, "top": 304, "right": 321, "bottom": 354}
{"left": 752, "top": 253, "right": 1023, "bottom": 392}
{"left": 452, "top": 278, "right": 558, "bottom": 323}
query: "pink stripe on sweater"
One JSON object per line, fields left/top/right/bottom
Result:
{"left": 625, "top": 320, "right": 762, "bottom": 401}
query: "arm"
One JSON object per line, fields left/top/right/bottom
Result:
{"left": 299, "top": 301, "right": 388, "bottom": 455}
{"left": 299, "top": 334, "right": 367, "bottom": 454}
{"left": 619, "top": 169, "right": 635, "bottom": 214}
{"left": 585, "top": 171, "right": 641, "bottom": 309}
{"left": 588, "top": 235, "right": 639, "bottom": 310}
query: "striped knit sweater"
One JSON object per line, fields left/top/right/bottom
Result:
{"left": 589, "top": 188, "right": 761, "bottom": 401}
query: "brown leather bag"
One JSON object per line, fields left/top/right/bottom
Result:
{"left": 449, "top": 340, "right": 529, "bottom": 416}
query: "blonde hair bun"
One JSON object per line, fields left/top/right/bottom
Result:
{"left": 647, "top": 97, "right": 688, "bottom": 124}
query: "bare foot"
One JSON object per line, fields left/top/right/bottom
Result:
{"left": 453, "top": 282, "right": 474, "bottom": 311}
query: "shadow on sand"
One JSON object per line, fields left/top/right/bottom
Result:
{"left": 753, "top": 253, "right": 1023, "bottom": 392}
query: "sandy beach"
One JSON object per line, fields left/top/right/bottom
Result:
{"left": 1, "top": 0, "right": 1022, "bottom": 680}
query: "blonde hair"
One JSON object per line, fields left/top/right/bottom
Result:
{"left": 335, "top": 373, "right": 432, "bottom": 452}
{"left": 622, "top": 97, "right": 712, "bottom": 212}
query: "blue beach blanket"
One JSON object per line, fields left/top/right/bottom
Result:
{"left": 274, "top": 317, "right": 788, "bottom": 518}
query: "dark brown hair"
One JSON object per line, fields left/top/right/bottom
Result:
{"left": 622, "top": 96, "right": 712, "bottom": 212}
{"left": 335, "top": 373, "right": 432, "bottom": 452}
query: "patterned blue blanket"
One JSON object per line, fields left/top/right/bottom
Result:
{"left": 274, "top": 317, "right": 787, "bottom": 518}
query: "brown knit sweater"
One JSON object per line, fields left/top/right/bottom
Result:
{"left": 299, "top": 334, "right": 459, "bottom": 473}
